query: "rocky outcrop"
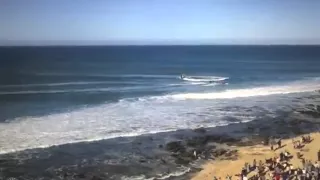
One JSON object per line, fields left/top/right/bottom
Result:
{"left": 165, "top": 141, "right": 186, "bottom": 153}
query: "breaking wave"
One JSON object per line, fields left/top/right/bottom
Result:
{"left": 170, "top": 79, "right": 320, "bottom": 100}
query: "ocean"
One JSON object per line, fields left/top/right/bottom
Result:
{"left": 0, "top": 45, "right": 320, "bottom": 179}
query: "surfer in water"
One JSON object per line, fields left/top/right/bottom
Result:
{"left": 180, "top": 74, "right": 186, "bottom": 79}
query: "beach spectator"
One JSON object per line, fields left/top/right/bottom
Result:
{"left": 302, "top": 158, "right": 306, "bottom": 168}
{"left": 282, "top": 172, "right": 288, "bottom": 180}
{"left": 302, "top": 168, "right": 306, "bottom": 175}
{"left": 258, "top": 160, "right": 263, "bottom": 171}
{"left": 226, "top": 175, "right": 232, "bottom": 180}
{"left": 245, "top": 162, "right": 250, "bottom": 173}
{"left": 260, "top": 174, "right": 266, "bottom": 180}
{"left": 277, "top": 139, "right": 281, "bottom": 149}
{"left": 252, "top": 159, "right": 256, "bottom": 170}
{"left": 280, "top": 152, "right": 284, "bottom": 161}
{"left": 306, "top": 172, "right": 310, "bottom": 180}
{"left": 241, "top": 167, "right": 247, "bottom": 176}
{"left": 242, "top": 175, "right": 247, "bottom": 180}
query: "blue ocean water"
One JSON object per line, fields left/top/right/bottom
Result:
{"left": 0, "top": 45, "right": 320, "bottom": 153}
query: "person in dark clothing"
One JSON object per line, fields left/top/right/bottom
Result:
{"left": 280, "top": 152, "right": 284, "bottom": 161}
{"left": 252, "top": 159, "right": 257, "bottom": 170}
{"left": 241, "top": 167, "right": 247, "bottom": 176}
{"left": 278, "top": 139, "right": 282, "bottom": 149}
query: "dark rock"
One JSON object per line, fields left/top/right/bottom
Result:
{"left": 212, "top": 148, "right": 227, "bottom": 157}
{"left": 74, "top": 173, "right": 86, "bottom": 178}
{"left": 225, "top": 150, "right": 238, "bottom": 157}
{"left": 206, "top": 134, "right": 238, "bottom": 144}
{"left": 186, "top": 136, "right": 208, "bottom": 147}
{"left": 165, "top": 141, "right": 186, "bottom": 153}
{"left": 175, "top": 157, "right": 191, "bottom": 165}
{"left": 298, "top": 110, "right": 320, "bottom": 118}
{"left": 92, "top": 176, "right": 103, "bottom": 180}
{"left": 160, "top": 158, "right": 166, "bottom": 164}
{"left": 186, "top": 134, "right": 238, "bottom": 147}
{"left": 179, "top": 151, "right": 196, "bottom": 160}
{"left": 194, "top": 127, "right": 206, "bottom": 134}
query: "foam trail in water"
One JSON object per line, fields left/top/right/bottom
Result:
{"left": 202, "top": 83, "right": 218, "bottom": 87}
{"left": 32, "top": 72, "right": 177, "bottom": 79}
{"left": 0, "top": 81, "right": 146, "bottom": 88}
{"left": 182, "top": 76, "right": 228, "bottom": 82}
{"left": 0, "top": 85, "right": 159, "bottom": 95}
{"left": 171, "top": 80, "right": 320, "bottom": 100}
{"left": 0, "top": 88, "right": 115, "bottom": 95}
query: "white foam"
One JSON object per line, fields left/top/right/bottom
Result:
{"left": 0, "top": 86, "right": 155, "bottom": 95}
{"left": 32, "top": 72, "right": 176, "bottom": 79}
{"left": 202, "top": 83, "right": 218, "bottom": 87}
{"left": 0, "top": 95, "right": 255, "bottom": 154}
{"left": 0, "top": 79, "right": 318, "bottom": 154}
{"left": 121, "top": 167, "right": 190, "bottom": 180}
{"left": 0, "top": 88, "right": 114, "bottom": 95}
{"left": 0, "top": 81, "right": 146, "bottom": 88}
{"left": 189, "top": 82, "right": 207, "bottom": 85}
{"left": 157, "top": 167, "right": 190, "bottom": 179}
{"left": 182, "top": 75, "right": 228, "bottom": 82}
{"left": 171, "top": 80, "right": 320, "bottom": 100}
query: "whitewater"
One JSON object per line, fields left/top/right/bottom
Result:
{"left": 0, "top": 76, "right": 319, "bottom": 154}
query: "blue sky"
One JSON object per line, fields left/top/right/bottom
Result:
{"left": 1, "top": 0, "right": 320, "bottom": 45}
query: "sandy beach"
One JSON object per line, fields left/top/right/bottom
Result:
{"left": 192, "top": 132, "right": 320, "bottom": 180}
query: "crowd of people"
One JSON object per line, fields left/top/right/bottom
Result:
{"left": 212, "top": 134, "right": 320, "bottom": 180}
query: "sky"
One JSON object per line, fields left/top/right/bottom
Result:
{"left": 0, "top": 0, "right": 320, "bottom": 45}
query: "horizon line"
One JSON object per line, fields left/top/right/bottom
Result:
{"left": 1, "top": 44, "right": 320, "bottom": 47}
{"left": 1, "top": 38, "right": 320, "bottom": 47}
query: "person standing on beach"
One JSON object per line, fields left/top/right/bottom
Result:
{"left": 246, "top": 162, "right": 250, "bottom": 173}
{"left": 278, "top": 139, "right": 281, "bottom": 149}
{"left": 252, "top": 159, "right": 256, "bottom": 170}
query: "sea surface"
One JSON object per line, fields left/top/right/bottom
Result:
{"left": 0, "top": 45, "right": 320, "bottom": 178}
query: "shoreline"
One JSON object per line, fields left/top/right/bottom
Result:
{"left": 0, "top": 93, "right": 319, "bottom": 179}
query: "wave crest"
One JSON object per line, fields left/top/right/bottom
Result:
{"left": 171, "top": 80, "right": 320, "bottom": 100}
